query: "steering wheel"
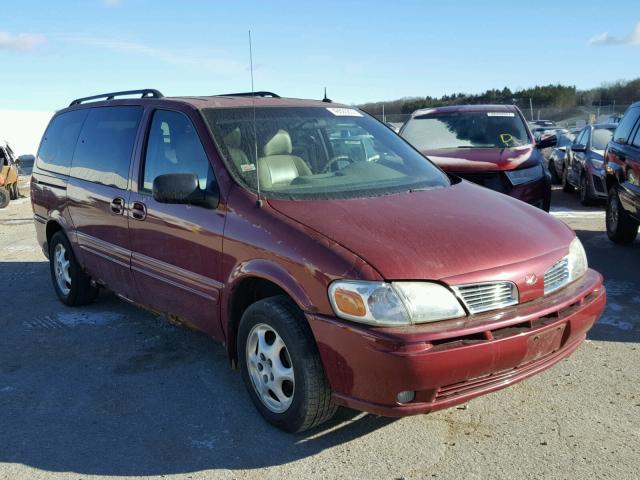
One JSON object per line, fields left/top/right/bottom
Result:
{"left": 322, "top": 155, "right": 354, "bottom": 173}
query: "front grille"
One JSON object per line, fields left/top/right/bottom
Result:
{"left": 452, "top": 282, "right": 518, "bottom": 314}
{"left": 453, "top": 171, "right": 510, "bottom": 194}
{"left": 544, "top": 257, "right": 569, "bottom": 294}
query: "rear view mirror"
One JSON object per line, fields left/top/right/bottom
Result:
{"left": 571, "top": 144, "right": 587, "bottom": 153}
{"left": 152, "top": 173, "right": 219, "bottom": 209}
{"left": 536, "top": 134, "right": 557, "bottom": 150}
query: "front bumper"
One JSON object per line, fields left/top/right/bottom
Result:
{"left": 307, "top": 269, "right": 605, "bottom": 417}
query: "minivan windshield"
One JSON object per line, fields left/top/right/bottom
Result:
{"left": 203, "top": 107, "right": 449, "bottom": 200}
{"left": 401, "top": 111, "right": 531, "bottom": 150}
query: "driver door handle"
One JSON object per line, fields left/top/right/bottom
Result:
{"left": 131, "top": 201, "right": 147, "bottom": 221}
{"left": 110, "top": 197, "right": 125, "bottom": 215}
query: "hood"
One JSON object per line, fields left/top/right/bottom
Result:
{"left": 420, "top": 145, "right": 538, "bottom": 173}
{"left": 268, "top": 181, "right": 574, "bottom": 293}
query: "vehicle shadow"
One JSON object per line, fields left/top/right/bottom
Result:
{"left": 573, "top": 229, "right": 640, "bottom": 343}
{"left": 0, "top": 261, "right": 397, "bottom": 476}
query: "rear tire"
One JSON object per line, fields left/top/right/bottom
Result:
{"left": 49, "top": 231, "right": 99, "bottom": 306}
{"left": 238, "top": 295, "right": 337, "bottom": 432}
{"left": 0, "top": 188, "right": 9, "bottom": 209}
{"left": 606, "top": 187, "right": 638, "bottom": 245}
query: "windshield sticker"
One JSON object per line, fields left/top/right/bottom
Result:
{"left": 499, "top": 133, "right": 514, "bottom": 146}
{"left": 240, "top": 163, "right": 256, "bottom": 172}
{"left": 487, "top": 112, "right": 515, "bottom": 117}
{"left": 326, "top": 108, "right": 363, "bottom": 117}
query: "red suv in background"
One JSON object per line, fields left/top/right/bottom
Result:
{"left": 32, "top": 90, "right": 604, "bottom": 432}
{"left": 400, "top": 104, "right": 555, "bottom": 211}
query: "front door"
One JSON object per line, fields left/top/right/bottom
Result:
{"left": 128, "top": 108, "right": 226, "bottom": 338}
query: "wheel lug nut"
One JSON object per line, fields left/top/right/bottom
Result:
{"left": 262, "top": 374, "right": 268, "bottom": 383}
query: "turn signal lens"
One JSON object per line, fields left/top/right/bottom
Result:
{"left": 333, "top": 288, "right": 367, "bottom": 317}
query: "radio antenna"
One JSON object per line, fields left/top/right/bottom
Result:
{"left": 249, "top": 30, "right": 262, "bottom": 207}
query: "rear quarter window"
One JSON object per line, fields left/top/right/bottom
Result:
{"left": 37, "top": 109, "right": 89, "bottom": 175}
{"left": 70, "top": 106, "right": 143, "bottom": 190}
{"left": 613, "top": 106, "right": 640, "bottom": 144}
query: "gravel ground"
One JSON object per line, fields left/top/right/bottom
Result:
{"left": 0, "top": 185, "right": 638, "bottom": 480}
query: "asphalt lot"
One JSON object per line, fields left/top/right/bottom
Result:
{"left": 0, "top": 185, "right": 638, "bottom": 480}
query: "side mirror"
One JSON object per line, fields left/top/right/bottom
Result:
{"left": 571, "top": 144, "right": 587, "bottom": 153}
{"left": 536, "top": 134, "right": 557, "bottom": 149}
{"left": 152, "top": 173, "right": 219, "bottom": 209}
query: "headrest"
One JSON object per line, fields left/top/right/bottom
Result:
{"left": 223, "top": 128, "right": 241, "bottom": 149}
{"left": 263, "top": 129, "right": 292, "bottom": 156}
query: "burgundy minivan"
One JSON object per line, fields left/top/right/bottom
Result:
{"left": 32, "top": 89, "right": 605, "bottom": 432}
{"left": 400, "top": 104, "right": 555, "bottom": 211}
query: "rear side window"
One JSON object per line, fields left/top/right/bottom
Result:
{"left": 142, "top": 110, "right": 212, "bottom": 191}
{"left": 37, "top": 109, "right": 88, "bottom": 175}
{"left": 613, "top": 107, "right": 640, "bottom": 144}
{"left": 70, "top": 106, "right": 143, "bottom": 190}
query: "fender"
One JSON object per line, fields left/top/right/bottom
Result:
{"left": 222, "top": 258, "right": 315, "bottom": 335}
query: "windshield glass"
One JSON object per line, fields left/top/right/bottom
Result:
{"left": 591, "top": 127, "right": 614, "bottom": 150}
{"left": 203, "top": 107, "right": 449, "bottom": 200}
{"left": 401, "top": 111, "right": 531, "bottom": 149}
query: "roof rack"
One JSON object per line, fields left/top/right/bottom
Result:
{"left": 69, "top": 89, "right": 164, "bottom": 107}
{"left": 216, "top": 91, "right": 280, "bottom": 98}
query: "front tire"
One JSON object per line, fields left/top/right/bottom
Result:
{"left": 0, "top": 188, "right": 8, "bottom": 209}
{"left": 548, "top": 160, "right": 560, "bottom": 184}
{"left": 9, "top": 183, "right": 18, "bottom": 200}
{"left": 238, "top": 296, "right": 336, "bottom": 432}
{"left": 562, "top": 165, "right": 574, "bottom": 193}
{"left": 49, "top": 231, "right": 99, "bottom": 306}
{"left": 606, "top": 187, "right": 638, "bottom": 245}
{"left": 578, "top": 172, "right": 595, "bottom": 206}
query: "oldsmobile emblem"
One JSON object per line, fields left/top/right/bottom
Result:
{"left": 525, "top": 274, "right": 538, "bottom": 286}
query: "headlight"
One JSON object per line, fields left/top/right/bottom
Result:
{"left": 590, "top": 159, "right": 604, "bottom": 170}
{"left": 328, "top": 280, "right": 465, "bottom": 326}
{"left": 505, "top": 165, "right": 544, "bottom": 186}
{"left": 629, "top": 169, "right": 640, "bottom": 187}
{"left": 568, "top": 237, "right": 588, "bottom": 283}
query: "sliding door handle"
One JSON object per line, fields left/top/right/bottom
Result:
{"left": 131, "top": 201, "right": 147, "bottom": 221}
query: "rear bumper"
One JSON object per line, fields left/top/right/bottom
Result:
{"left": 307, "top": 269, "right": 605, "bottom": 417}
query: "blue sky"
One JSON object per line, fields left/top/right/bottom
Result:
{"left": 1, "top": 0, "right": 639, "bottom": 111}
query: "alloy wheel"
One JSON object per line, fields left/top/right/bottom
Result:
{"left": 53, "top": 243, "right": 72, "bottom": 296}
{"left": 246, "top": 323, "right": 295, "bottom": 413}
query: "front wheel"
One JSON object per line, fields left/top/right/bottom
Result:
{"left": 9, "top": 183, "right": 18, "bottom": 200}
{"left": 606, "top": 187, "right": 639, "bottom": 245}
{"left": 238, "top": 296, "right": 337, "bottom": 432}
{"left": 0, "top": 188, "right": 8, "bottom": 209}
{"left": 578, "top": 172, "right": 595, "bottom": 206}
{"left": 562, "top": 165, "right": 574, "bottom": 193}
{"left": 548, "top": 160, "right": 560, "bottom": 184}
{"left": 49, "top": 231, "right": 99, "bottom": 306}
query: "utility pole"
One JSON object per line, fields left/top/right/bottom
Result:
{"left": 382, "top": 103, "right": 386, "bottom": 123}
{"left": 529, "top": 98, "right": 534, "bottom": 121}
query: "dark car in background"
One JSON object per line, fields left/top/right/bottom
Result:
{"left": 604, "top": 102, "right": 640, "bottom": 244}
{"left": 400, "top": 104, "right": 555, "bottom": 211}
{"left": 561, "top": 124, "right": 616, "bottom": 205}
{"left": 547, "top": 128, "right": 579, "bottom": 183}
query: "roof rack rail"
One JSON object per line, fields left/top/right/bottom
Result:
{"left": 69, "top": 89, "right": 164, "bottom": 107}
{"left": 217, "top": 91, "right": 280, "bottom": 98}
